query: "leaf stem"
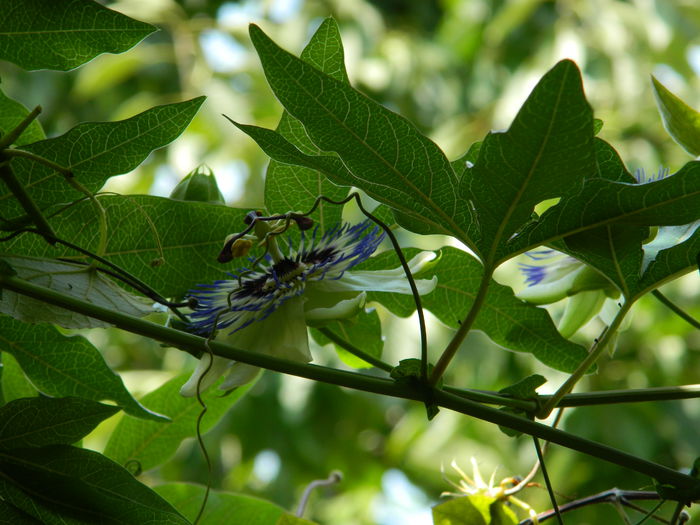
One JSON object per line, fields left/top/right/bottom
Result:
{"left": 316, "top": 326, "right": 393, "bottom": 372}
{"left": 538, "top": 300, "right": 632, "bottom": 418}
{"left": 652, "top": 290, "right": 700, "bottom": 330}
{"left": 430, "top": 269, "right": 492, "bottom": 385}
{"left": 0, "top": 162, "right": 56, "bottom": 244}
{"left": 2, "top": 148, "right": 73, "bottom": 176}
{"left": 0, "top": 106, "right": 42, "bottom": 149}
{"left": 3, "top": 273, "right": 699, "bottom": 492}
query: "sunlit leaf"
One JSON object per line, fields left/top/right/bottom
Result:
{"left": 0, "top": 0, "right": 156, "bottom": 71}
{"left": 0, "top": 397, "right": 119, "bottom": 450}
{"left": 0, "top": 316, "right": 167, "bottom": 421}
{"left": 104, "top": 372, "right": 253, "bottom": 472}
{"left": 651, "top": 75, "right": 700, "bottom": 156}
{"left": 155, "top": 483, "right": 285, "bottom": 525}
{"left": 0, "top": 352, "right": 37, "bottom": 404}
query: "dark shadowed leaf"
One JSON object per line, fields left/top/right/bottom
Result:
{"left": 0, "top": 445, "right": 189, "bottom": 524}
{"left": 0, "top": 397, "right": 119, "bottom": 450}
{"left": 0, "top": 316, "right": 167, "bottom": 421}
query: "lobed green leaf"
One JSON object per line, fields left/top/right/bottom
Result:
{"left": 264, "top": 17, "right": 349, "bottom": 231}
{"left": 311, "top": 308, "right": 384, "bottom": 369}
{"left": 468, "top": 59, "right": 596, "bottom": 263}
{"left": 247, "top": 24, "right": 471, "bottom": 245}
{"left": 507, "top": 161, "right": 700, "bottom": 260}
{"left": 0, "top": 0, "right": 156, "bottom": 71}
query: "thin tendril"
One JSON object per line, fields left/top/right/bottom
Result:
{"left": 191, "top": 316, "right": 222, "bottom": 525}
{"left": 297, "top": 193, "right": 429, "bottom": 383}
{"left": 533, "top": 436, "right": 563, "bottom": 525}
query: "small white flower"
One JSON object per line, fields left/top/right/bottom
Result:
{"left": 180, "top": 221, "right": 437, "bottom": 396}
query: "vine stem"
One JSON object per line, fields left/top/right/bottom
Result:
{"left": 652, "top": 290, "right": 700, "bottom": 330}
{"left": 2, "top": 272, "right": 699, "bottom": 492}
{"left": 0, "top": 162, "right": 56, "bottom": 244}
{"left": 538, "top": 300, "right": 632, "bottom": 418}
{"left": 430, "top": 269, "right": 492, "bottom": 385}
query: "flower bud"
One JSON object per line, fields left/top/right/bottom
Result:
{"left": 170, "top": 165, "right": 225, "bottom": 204}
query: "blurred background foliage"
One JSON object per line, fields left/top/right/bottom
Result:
{"left": 2, "top": 0, "right": 700, "bottom": 523}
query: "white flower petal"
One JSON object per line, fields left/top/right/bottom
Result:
{"left": 220, "top": 363, "right": 260, "bottom": 390}
{"left": 305, "top": 292, "right": 366, "bottom": 324}
{"left": 180, "top": 353, "right": 232, "bottom": 397}
{"left": 230, "top": 296, "right": 311, "bottom": 362}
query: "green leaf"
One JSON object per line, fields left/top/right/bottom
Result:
{"left": 276, "top": 514, "right": 318, "bottom": 525}
{"left": 0, "top": 500, "right": 41, "bottom": 525}
{"left": 467, "top": 59, "right": 595, "bottom": 263}
{"left": 450, "top": 141, "right": 481, "bottom": 179}
{"left": 4, "top": 195, "right": 248, "bottom": 298}
{"left": 432, "top": 495, "right": 517, "bottom": 525}
{"left": 0, "top": 0, "right": 156, "bottom": 71}
{"left": 0, "top": 256, "right": 152, "bottom": 329}
{"left": 311, "top": 308, "right": 383, "bottom": 369}
{"left": 637, "top": 226, "right": 700, "bottom": 297}
{"left": 507, "top": 161, "right": 700, "bottom": 259}
{"left": 0, "top": 445, "right": 189, "bottom": 524}
{"left": 651, "top": 75, "right": 700, "bottom": 156}
{"left": 104, "top": 372, "right": 252, "bottom": 472}
{"left": 366, "top": 247, "right": 588, "bottom": 373}
{"left": 546, "top": 139, "right": 647, "bottom": 298}
{"left": 499, "top": 374, "right": 546, "bottom": 399}
{"left": 0, "top": 88, "right": 45, "bottom": 146}
{"left": 0, "top": 397, "right": 119, "bottom": 450}
{"left": 246, "top": 24, "right": 470, "bottom": 244}
{"left": 1, "top": 97, "right": 205, "bottom": 220}
{"left": 264, "top": 17, "right": 349, "bottom": 232}
{"left": 0, "top": 316, "right": 166, "bottom": 421}
{"left": 155, "top": 483, "right": 285, "bottom": 525}
{"left": 0, "top": 352, "right": 37, "bottom": 404}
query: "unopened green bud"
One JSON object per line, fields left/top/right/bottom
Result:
{"left": 558, "top": 290, "right": 607, "bottom": 338}
{"left": 170, "top": 165, "right": 225, "bottom": 204}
